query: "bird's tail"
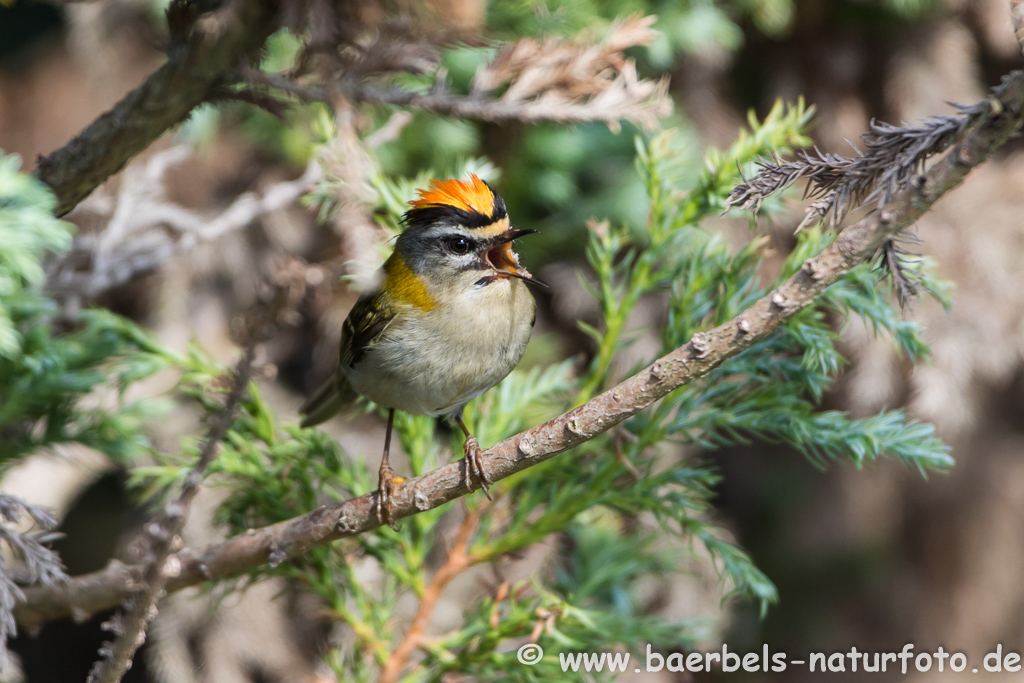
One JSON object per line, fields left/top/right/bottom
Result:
{"left": 299, "top": 374, "right": 358, "bottom": 428}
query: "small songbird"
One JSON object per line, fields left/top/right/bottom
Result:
{"left": 299, "top": 175, "right": 541, "bottom": 528}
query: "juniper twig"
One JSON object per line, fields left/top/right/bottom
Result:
{"left": 725, "top": 75, "right": 1023, "bottom": 230}
{"left": 878, "top": 234, "right": 923, "bottom": 311}
{"left": 0, "top": 495, "right": 66, "bottom": 673}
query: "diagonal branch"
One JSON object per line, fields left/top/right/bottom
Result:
{"left": 33, "top": 0, "right": 280, "bottom": 217}
{"left": 13, "top": 69, "right": 1024, "bottom": 631}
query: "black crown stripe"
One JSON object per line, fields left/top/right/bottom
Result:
{"left": 402, "top": 182, "right": 508, "bottom": 231}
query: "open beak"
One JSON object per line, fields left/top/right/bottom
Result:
{"left": 484, "top": 229, "right": 548, "bottom": 288}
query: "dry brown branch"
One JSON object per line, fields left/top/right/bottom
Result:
{"left": 725, "top": 71, "right": 1024, "bottom": 307}
{"left": 0, "top": 496, "right": 66, "bottom": 671}
{"left": 34, "top": 0, "right": 280, "bottom": 217}
{"left": 726, "top": 102, "right": 992, "bottom": 230}
{"left": 13, "top": 69, "right": 1024, "bottom": 631}
{"left": 86, "top": 262, "right": 307, "bottom": 683}
{"left": 349, "top": 73, "right": 670, "bottom": 132}
{"left": 377, "top": 506, "right": 482, "bottom": 683}
{"left": 263, "top": 15, "right": 672, "bottom": 131}
{"left": 455, "top": 14, "right": 670, "bottom": 132}
{"left": 47, "top": 148, "right": 321, "bottom": 301}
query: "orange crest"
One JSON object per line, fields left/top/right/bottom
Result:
{"left": 409, "top": 174, "right": 496, "bottom": 217}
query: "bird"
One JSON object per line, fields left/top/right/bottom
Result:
{"left": 299, "top": 174, "right": 541, "bottom": 529}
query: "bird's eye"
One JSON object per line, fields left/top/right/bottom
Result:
{"left": 447, "top": 236, "right": 471, "bottom": 254}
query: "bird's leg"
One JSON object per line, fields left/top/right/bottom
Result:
{"left": 377, "top": 408, "right": 404, "bottom": 530}
{"left": 455, "top": 413, "right": 492, "bottom": 500}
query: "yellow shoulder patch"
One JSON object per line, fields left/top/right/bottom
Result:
{"left": 409, "top": 174, "right": 495, "bottom": 216}
{"left": 383, "top": 254, "right": 437, "bottom": 311}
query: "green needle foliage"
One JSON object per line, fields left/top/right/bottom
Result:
{"left": 0, "top": 154, "right": 174, "bottom": 466}
{"left": 0, "top": 153, "right": 178, "bottom": 665}
{"left": 120, "top": 98, "right": 951, "bottom": 680}
{"left": 2, "top": 93, "right": 952, "bottom": 680}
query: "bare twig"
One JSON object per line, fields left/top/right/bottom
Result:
{"left": 86, "top": 261, "right": 307, "bottom": 683}
{"left": 14, "top": 68, "right": 1024, "bottom": 631}
{"left": 347, "top": 76, "right": 671, "bottom": 132}
{"left": 47, "top": 149, "right": 321, "bottom": 301}
{"left": 364, "top": 111, "right": 415, "bottom": 149}
{"left": 34, "top": 0, "right": 280, "bottom": 217}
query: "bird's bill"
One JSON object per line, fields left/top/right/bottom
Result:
{"left": 485, "top": 230, "right": 548, "bottom": 288}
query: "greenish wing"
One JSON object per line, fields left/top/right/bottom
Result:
{"left": 340, "top": 289, "right": 396, "bottom": 369}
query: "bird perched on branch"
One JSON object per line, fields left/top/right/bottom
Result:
{"left": 300, "top": 175, "right": 541, "bottom": 528}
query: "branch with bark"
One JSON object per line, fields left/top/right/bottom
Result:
{"left": 36, "top": 7, "right": 669, "bottom": 309}
{"left": 47, "top": 148, "right": 322, "bottom": 302}
{"left": 14, "top": 69, "right": 1024, "bottom": 631}
{"left": 256, "top": 15, "right": 672, "bottom": 132}
{"left": 33, "top": 0, "right": 279, "bottom": 217}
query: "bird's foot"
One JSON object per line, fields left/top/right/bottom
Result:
{"left": 463, "top": 436, "right": 493, "bottom": 501}
{"left": 376, "top": 464, "right": 405, "bottom": 531}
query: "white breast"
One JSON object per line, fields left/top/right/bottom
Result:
{"left": 345, "top": 278, "right": 535, "bottom": 417}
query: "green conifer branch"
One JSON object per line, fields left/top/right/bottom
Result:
{"left": 15, "top": 68, "right": 1024, "bottom": 631}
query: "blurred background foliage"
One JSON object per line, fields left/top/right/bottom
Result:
{"left": 193, "top": 0, "right": 951, "bottom": 267}
{"left": 2, "top": 0, "right": 1023, "bottom": 681}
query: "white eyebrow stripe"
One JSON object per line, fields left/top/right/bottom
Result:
{"left": 418, "top": 218, "right": 510, "bottom": 240}
{"left": 419, "top": 225, "right": 478, "bottom": 239}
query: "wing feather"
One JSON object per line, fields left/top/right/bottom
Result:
{"left": 340, "top": 289, "right": 396, "bottom": 369}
